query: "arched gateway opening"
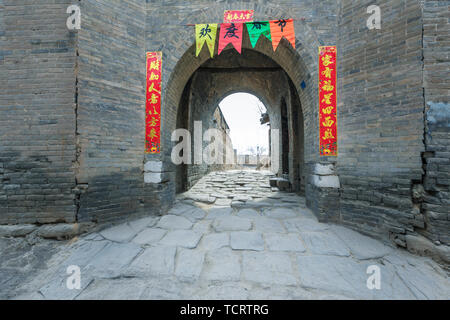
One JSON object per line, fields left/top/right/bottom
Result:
{"left": 164, "top": 26, "right": 320, "bottom": 206}
{"left": 218, "top": 93, "right": 270, "bottom": 170}
{"left": 173, "top": 47, "right": 305, "bottom": 194}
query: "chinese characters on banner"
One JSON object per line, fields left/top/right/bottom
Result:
{"left": 224, "top": 10, "right": 254, "bottom": 23}
{"left": 194, "top": 15, "right": 296, "bottom": 56}
{"left": 146, "top": 52, "right": 162, "bottom": 154}
{"left": 195, "top": 23, "right": 218, "bottom": 58}
{"left": 218, "top": 22, "right": 244, "bottom": 55}
{"left": 269, "top": 19, "right": 295, "bottom": 51}
{"left": 319, "top": 46, "right": 337, "bottom": 156}
{"left": 246, "top": 21, "right": 272, "bottom": 48}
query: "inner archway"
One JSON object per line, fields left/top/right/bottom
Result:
{"left": 218, "top": 93, "right": 270, "bottom": 169}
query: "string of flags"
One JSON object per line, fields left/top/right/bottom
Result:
{"left": 195, "top": 19, "right": 295, "bottom": 57}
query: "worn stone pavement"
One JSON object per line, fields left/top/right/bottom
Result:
{"left": 3, "top": 170, "right": 449, "bottom": 300}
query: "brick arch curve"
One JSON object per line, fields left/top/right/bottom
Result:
{"left": 162, "top": 22, "right": 321, "bottom": 168}
{"left": 195, "top": 70, "right": 290, "bottom": 128}
{"left": 212, "top": 89, "right": 275, "bottom": 124}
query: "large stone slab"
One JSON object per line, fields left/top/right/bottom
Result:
{"left": 206, "top": 207, "right": 233, "bottom": 219}
{"left": 32, "top": 241, "right": 103, "bottom": 300}
{"left": 0, "top": 225, "right": 37, "bottom": 237}
{"left": 36, "top": 223, "right": 94, "bottom": 239}
{"left": 191, "top": 283, "right": 250, "bottom": 300}
{"left": 63, "top": 240, "right": 110, "bottom": 268}
{"left": 330, "top": 225, "right": 392, "bottom": 260}
{"left": 242, "top": 252, "right": 297, "bottom": 286}
{"left": 295, "top": 257, "right": 419, "bottom": 300}
{"left": 236, "top": 208, "right": 260, "bottom": 218}
{"left": 39, "top": 273, "right": 94, "bottom": 300}
{"left": 157, "top": 215, "right": 193, "bottom": 230}
{"left": 215, "top": 198, "right": 232, "bottom": 206}
{"left": 159, "top": 230, "right": 203, "bottom": 249}
{"left": 263, "top": 207, "right": 298, "bottom": 219}
{"left": 295, "top": 208, "right": 316, "bottom": 220}
{"left": 139, "top": 277, "right": 189, "bottom": 300}
{"left": 296, "top": 255, "right": 364, "bottom": 297}
{"left": 233, "top": 195, "right": 252, "bottom": 202}
{"left": 186, "top": 194, "right": 216, "bottom": 204}
{"left": 128, "top": 217, "right": 158, "bottom": 233}
{"left": 202, "top": 248, "right": 241, "bottom": 281}
{"left": 253, "top": 217, "right": 286, "bottom": 233}
{"left": 230, "top": 232, "right": 264, "bottom": 251}
{"left": 192, "top": 220, "right": 212, "bottom": 233}
{"left": 168, "top": 203, "right": 207, "bottom": 222}
{"left": 384, "top": 253, "right": 450, "bottom": 299}
{"left": 175, "top": 249, "right": 205, "bottom": 282}
{"left": 126, "top": 246, "right": 176, "bottom": 277}
{"left": 99, "top": 223, "right": 139, "bottom": 243}
{"left": 168, "top": 203, "right": 197, "bottom": 216}
{"left": 201, "top": 233, "right": 229, "bottom": 251}
{"left": 265, "top": 233, "right": 306, "bottom": 252}
{"left": 212, "top": 216, "right": 252, "bottom": 232}
{"left": 300, "top": 231, "right": 350, "bottom": 256}
{"left": 85, "top": 242, "right": 143, "bottom": 278}
{"left": 181, "top": 208, "right": 207, "bottom": 222}
{"left": 236, "top": 201, "right": 273, "bottom": 209}
{"left": 132, "top": 228, "right": 167, "bottom": 245}
{"left": 76, "top": 278, "right": 149, "bottom": 300}
{"left": 283, "top": 218, "right": 329, "bottom": 233}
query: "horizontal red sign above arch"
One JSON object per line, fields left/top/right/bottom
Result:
{"left": 224, "top": 10, "right": 254, "bottom": 23}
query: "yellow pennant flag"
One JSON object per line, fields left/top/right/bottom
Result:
{"left": 195, "top": 24, "right": 218, "bottom": 58}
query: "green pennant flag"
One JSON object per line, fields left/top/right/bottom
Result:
{"left": 246, "top": 21, "right": 272, "bottom": 48}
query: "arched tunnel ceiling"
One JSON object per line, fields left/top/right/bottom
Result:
{"left": 200, "top": 48, "right": 281, "bottom": 69}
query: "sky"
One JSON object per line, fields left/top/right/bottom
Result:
{"left": 218, "top": 93, "right": 270, "bottom": 155}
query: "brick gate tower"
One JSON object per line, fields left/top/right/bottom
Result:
{"left": 0, "top": 1, "right": 448, "bottom": 262}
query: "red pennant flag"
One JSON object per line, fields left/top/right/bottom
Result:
{"left": 218, "top": 23, "right": 244, "bottom": 55}
{"left": 269, "top": 19, "right": 295, "bottom": 51}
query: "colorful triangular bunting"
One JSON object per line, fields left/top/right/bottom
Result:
{"left": 218, "top": 23, "right": 244, "bottom": 55}
{"left": 246, "top": 21, "right": 272, "bottom": 48}
{"left": 269, "top": 19, "right": 295, "bottom": 51}
{"left": 195, "top": 23, "right": 218, "bottom": 58}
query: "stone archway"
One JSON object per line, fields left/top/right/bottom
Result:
{"left": 166, "top": 29, "right": 316, "bottom": 199}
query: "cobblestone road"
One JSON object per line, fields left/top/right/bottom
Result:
{"left": 6, "top": 170, "right": 450, "bottom": 300}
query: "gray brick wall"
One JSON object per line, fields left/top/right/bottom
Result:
{"left": 0, "top": 0, "right": 447, "bottom": 249}
{"left": 336, "top": 0, "right": 426, "bottom": 243}
{"left": 336, "top": 0, "right": 450, "bottom": 247}
{"left": 421, "top": 0, "right": 450, "bottom": 245}
{"left": 75, "top": 0, "right": 149, "bottom": 223}
{"left": 0, "top": 0, "right": 77, "bottom": 224}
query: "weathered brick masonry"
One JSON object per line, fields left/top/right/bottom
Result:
{"left": 0, "top": 0, "right": 78, "bottom": 225}
{"left": 421, "top": 0, "right": 450, "bottom": 245}
{"left": 75, "top": 0, "right": 148, "bottom": 224}
{"left": 338, "top": 0, "right": 426, "bottom": 245}
{"left": 337, "top": 0, "right": 449, "bottom": 250}
{"left": 0, "top": 1, "right": 448, "bottom": 259}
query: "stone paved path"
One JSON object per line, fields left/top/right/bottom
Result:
{"left": 7, "top": 170, "right": 450, "bottom": 300}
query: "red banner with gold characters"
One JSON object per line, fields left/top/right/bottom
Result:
{"left": 146, "top": 52, "right": 162, "bottom": 154}
{"left": 319, "top": 46, "right": 337, "bottom": 156}
{"left": 224, "top": 10, "right": 254, "bottom": 23}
